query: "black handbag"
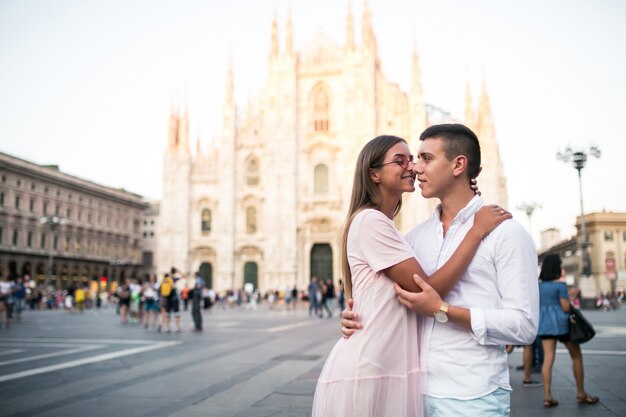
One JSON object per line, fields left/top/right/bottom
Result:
{"left": 568, "top": 306, "right": 595, "bottom": 344}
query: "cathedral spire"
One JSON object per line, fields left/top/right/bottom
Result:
{"left": 411, "top": 41, "right": 423, "bottom": 95}
{"left": 409, "top": 40, "right": 427, "bottom": 142}
{"left": 225, "top": 56, "right": 234, "bottom": 106}
{"left": 270, "top": 9, "right": 279, "bottom": 59}
{"left": 167, "top": 103, "right": 179, "bottom": 153}
{"left": 222, "top": 61, "right": 237, "bottom": 135}
{"left": 361, "top": 0, "right": 377, "bottom": 52}
{"left": 195, "top": 135, "right": 201, "bottom": 156}
{"left": 285, "top": 7, "right": 293, "bottom": 56}
{"left": 464, "top": 75, "right": 475, "bottom": 130}
{"left": 345, "top": 1, "right": 354, "bottom": 52}
{"left": 178, "top": 103, "right": 190, "bottom": 155}
{"left": 478, "top": 71, "right": 493, "bottom": 133}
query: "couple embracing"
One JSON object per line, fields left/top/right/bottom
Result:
{"left": 312, "top": 124, "right": 539, "bottom": 417}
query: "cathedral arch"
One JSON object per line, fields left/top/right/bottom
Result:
{"left": 201, "top": 209, "right": 211, "bottom": 233}
{"left": 310, "top": 83, "right": 331, "bottom": 133}
{"left": 199, "top": 262, "right": 213, "bottom": 289}
{"left": 246, "top": 155, "right": 260, "bottom": 186}
{"left": 314, "top": 164, "right": 329, "bottom": 195}
{"left": 310, "top": 243, "right": 333, "bottom": 282}
{"left": 243, "top": 262, "right": 258, "bottom": 291}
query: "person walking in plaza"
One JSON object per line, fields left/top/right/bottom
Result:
{"left": 307, "top": 277, "right": 320, "bottom": 317}
{"left": 506, "top": 338, "right": 544, "bottom": 387}
{"left": 340, "top": 125, "right": 539, "bottom": 417}
{"left": 157, "top": 272, "right": 175, "bottom": 333}
{"left": 0, "top": 273, "right": 14, "bottom": 328}
{"left": 142, "top": 274, "right": 159, "bottom": 329}
{"left": 116, "top": 278, "right": 131, "bottom": 324}
{"left": 74, "top": 285, "right": 86, "bottom": 313}
{"left": 319, "top": 280, "right": 332, "bottom": 318}
{"left": 191, "top": 270, "right": 204, "bottom": 332}
{"left": 13, "top": 276, "right": 26, "bottom": 322}
{"left": 312, "top": 134, "right": 510, "bottom": 417}
{"left": 538, "top": 253, "right": 599, "bottom": 408}
{"left": 291, "top": 285, "right": 299, "bottom": 311}
{"left": 323, "top": 279, "right": 336, "bottom": 317}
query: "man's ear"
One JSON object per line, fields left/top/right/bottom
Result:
{"left": 452, "top": 155, "right": 468, "bottom": 178}
{"left": 369, "top": 168, "right": 381, "bottom": 184}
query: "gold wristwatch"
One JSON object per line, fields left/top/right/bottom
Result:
{"left": 434, "top": 301, "right": 449, "bottom": 323}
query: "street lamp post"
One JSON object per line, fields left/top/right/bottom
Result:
{"left": 516, "top": 201, "right": 542, "bottom": 236}
{"left": 556, "top": 145, "right": 601, "bottom": 278}
{"left": 39, "top": 216, "right": 65, "bottom": 289}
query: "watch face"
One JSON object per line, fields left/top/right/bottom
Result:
{"left": 434, "top": 311, "right": 448, "bottom": 323}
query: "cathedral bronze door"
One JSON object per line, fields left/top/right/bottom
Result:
{"left": 310, "top": 244, "right": 333, "bottom": 281}
{"left": 199, "top": 262, "right": 213, "bottom": 289}
{"left": 244, "top": 262, "right": 258, "bottom": 290}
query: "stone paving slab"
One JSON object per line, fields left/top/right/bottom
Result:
{"left": 0, "top": 305, "right": 624, "bottom": 416}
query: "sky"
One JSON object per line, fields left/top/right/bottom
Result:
{"left": 1, "top": 0, "right": 625, "bottom": 246}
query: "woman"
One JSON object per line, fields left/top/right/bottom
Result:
{"left": 311, "top": 135, "right": 510, "bottom": 417}
{"left": 538, "top": 253, "right": 599, "bottom": 407}
{"left": 117, "top": 278, "right": 131, "bottom": 324}
{"left": 142, "top": 274, "right": 159, "bottom": 329}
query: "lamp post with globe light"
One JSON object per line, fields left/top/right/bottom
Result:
{"left": 39, "top": 215, "right": 65, "bottom": 288}
{"left": 556, "top": 145, "right": 601, "bottom": 279}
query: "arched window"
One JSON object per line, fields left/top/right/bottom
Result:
{"left": 246, "top": 207, "right": 257, "bottom": 234}
{"left": 314, "top": 164, "right": 329, "bottom": 194}
{"left": 247, "top": 156, "right": 260, "bottom": 186}
{"left": 201, "top": 209, "right": 211, "bottom": 232}
{"left": 313, "top": 89, "right": 329, "bottom": 132}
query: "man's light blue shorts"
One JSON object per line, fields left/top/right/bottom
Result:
{"left": 427, "top": 388, "right": 511, "bottom": 417}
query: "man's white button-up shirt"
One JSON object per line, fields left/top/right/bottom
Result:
{"left": 405, "top": 196, "right": 539, "bottom": 399}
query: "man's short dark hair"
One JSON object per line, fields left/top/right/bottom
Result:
{"left": 419, "top": 124, "right": 481, "bottom": 180}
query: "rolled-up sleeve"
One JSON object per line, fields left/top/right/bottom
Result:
{"left": 470, "top": 222, "right": 539, "bottom": 346}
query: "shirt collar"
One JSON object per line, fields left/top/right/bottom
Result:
{"left": 432, "top": 195, "right": 484, "bottom": 224}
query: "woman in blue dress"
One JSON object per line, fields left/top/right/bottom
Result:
{"left": 538, "top": 253, "right": 599, "bottom": 407}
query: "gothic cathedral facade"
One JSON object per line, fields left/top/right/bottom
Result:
{"left": 157, "top": 5, "right": 508, "bottom": 291}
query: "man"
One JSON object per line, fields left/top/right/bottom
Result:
{"left": 191, "top": 271, "right": 204, "bottom": 332}
{"left": 308, "top": 276, "right": 320, "bottom": 317}
{"left": 342, "top": 124, "right": 539, "bottom": 416}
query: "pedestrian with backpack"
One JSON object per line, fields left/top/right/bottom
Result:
{"left": 157, "top": 273, "right": 174, "bottom": 332}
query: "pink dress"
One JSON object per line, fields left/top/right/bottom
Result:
{"left": 312, "top": 209, "right": 425, "bottom": 417}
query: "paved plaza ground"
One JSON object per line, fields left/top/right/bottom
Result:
{"left": 0, "top": 302, "right": 624, "bottom": 417}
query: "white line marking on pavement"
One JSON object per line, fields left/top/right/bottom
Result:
{"left": 0, "top": 342, "right": 102, "bottom": 348}
{"left": 264, "top": 321, "right": 318, "bottom": 333}
{"left": 0, "top": 341, "right": 181, "bottom": 383}
{"left": 0, "top": 349, "right": 24, "bottom": 356}
{"left": 0, "top": 337, "right": 163, "bottom": 345}
{"left": 213, "top": 322, "right": 240, "bottom": 328}
{"left": 557, "top": 349, "right": 626, "bottom": 356}
{"left": 0, "top": 345, "right": 104, "bottom": 366}
{"left": 595, "top": 326, "right": 626, "bottom": 337}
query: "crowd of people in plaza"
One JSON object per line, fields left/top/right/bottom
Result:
{"left": 108, "top": 268, "right": 348, "bottom": 334}
{"left": 0, "top": 266, "right": 350, "bottom": 333}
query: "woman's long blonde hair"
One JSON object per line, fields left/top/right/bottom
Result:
{"left": 341, "top": 135, "right": 406, "bottom": 299}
